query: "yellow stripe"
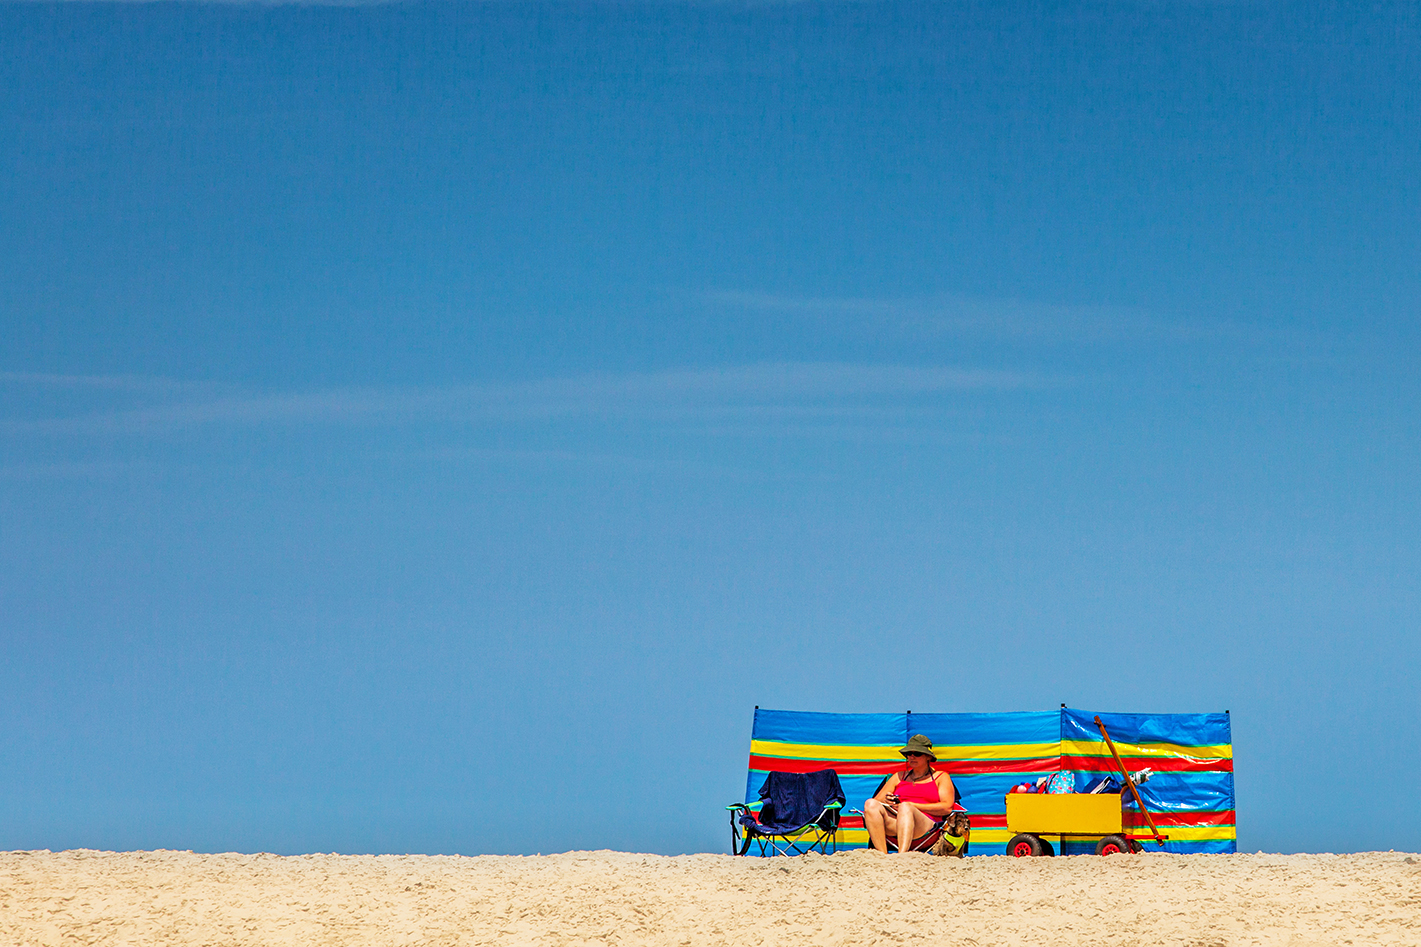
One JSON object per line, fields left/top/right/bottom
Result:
{"left": 1061, "top": 739, "right": 1233, "bottom": 760}
{"left": 935, "top": 742, "right": 1059, "bottom": 761}
{"left": 751, "top": 740, "right": 1061, "bottom": 762}
{"left": 836, "top": 825, "right": 1234, "bottom": 845}
{"left": 960, "top": 829, "right": 1010, "bottom": 844}
{"left": 750, "top": 741, "right": 902, "bottom": 761}
{"left": 1151, "top": 825, "right": 1236, "bottom": 842}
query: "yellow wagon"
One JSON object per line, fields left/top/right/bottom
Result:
{"left": 1005, "top": 792, "right": 1148, "bottom": 856}
{"left": 1005, "top": 716, "right": 1171, "bottom": 857}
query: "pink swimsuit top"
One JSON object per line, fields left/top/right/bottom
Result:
{"left": 895, "top": 775, "right": 941, "bottom": 811}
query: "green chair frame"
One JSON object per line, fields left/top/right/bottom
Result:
{"left": 727, "top": 800, "right": 843, "bottom": 856}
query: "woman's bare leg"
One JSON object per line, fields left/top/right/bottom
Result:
{"left": 894, "top": 804, "right": 936, "bottom": 854}
{"left": 863, "top": 797, "right": 892, "bottom": 853}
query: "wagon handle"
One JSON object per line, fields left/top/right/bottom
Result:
{"left": 1094, "top": 715, "right": 1166, "bottom": 847}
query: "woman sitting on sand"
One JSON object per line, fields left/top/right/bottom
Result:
{"left": 863, "top": 734, "right": 959, "bottom": 854}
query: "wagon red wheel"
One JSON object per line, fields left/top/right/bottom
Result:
{"left": 1007, "top": 833, "right": 1046, "bottom": 857}
{"left": 1095, "top": 834, "right": 1132, "bottom": 856}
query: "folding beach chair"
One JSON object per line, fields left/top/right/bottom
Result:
{"left": 728, "top": 769, "right": 845, "bottom": 856}
{"left": 891, "top": 810, "right": 970, "bottom": 855}
{"left": 853, "top": 774, "right": 971, "bottom": 855}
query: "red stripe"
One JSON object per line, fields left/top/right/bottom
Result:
{"left": 1125, "top": 810, "right": 1236, "bottom": 827}
{"left": 948, "top": 813, "right": 1010, "bottom": 824}
{"left": 936, "top": 758, "right": 1062, "bottom": 775}
{"left": 747, "top": 758, "right": 898, "bottom": 775}
{"left": 1062, "top": 755, "right": 1234, "bottom": 773}
{"left": 839, "top": 814, "right": 1012, "bottom": 830}
{"left": 749, "top": 756, "right": 1060, "bottom": 776}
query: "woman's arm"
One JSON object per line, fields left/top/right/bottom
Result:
{"left": 873, "top": 773, "right": 902, "bottom": 802}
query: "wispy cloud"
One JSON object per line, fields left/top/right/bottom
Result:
{"left": 702, "top": 290, "right": 1263, "bottom": 344}
{"left": 0, "top": 362, "right": 1043, "bottom": 437}
{"left": 0, "top": 371, "right": 220, "bottom": 395}
{"left": 0, "top": 458, "right": 159, "bottom": 479}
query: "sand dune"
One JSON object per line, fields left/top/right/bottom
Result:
{"left": 2, "top": 848, "right": 1417, "bottom": 945}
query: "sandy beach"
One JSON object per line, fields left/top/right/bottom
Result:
{"left": 1, "top": 848, "right": 1417, "bottom": 946}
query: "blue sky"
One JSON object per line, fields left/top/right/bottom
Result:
{"left": 1, "top": 0, "right": 1418, "bottom": 856}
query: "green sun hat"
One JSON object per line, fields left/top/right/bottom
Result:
{"left": 900, "top": 734, "right": 937, "bottom": 760}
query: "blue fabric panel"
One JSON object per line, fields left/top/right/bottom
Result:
{"left": 749, "top": 773, "right": 895, "bottom": 809}
{"left": 838, "top": 773, "right": 1050, "bottom": 813}
{"left": 752, "top": 709, "right": 908, "bottom": 745}
{"left": 1165, "top": 839, "right": 1237, "bottom": 854}
{"left": 759, "top": 773, "right": 1050, "bottom": 814}
{"left": 908, "top": 711, "right": 1061, "bottom": 745}
{"left": 1062, "top": 708, "right": 1232, "bottom": 748}
{"left": 1126, "top": 773, "right": 1236, "bottom": 813}
{"left": 1061, "top": 708, "right": 1235, "bottom": 853}
{"left": 1040, "top": 838, "right": 1235, "bottom": 856}
{"left": 838, "top": 774, "right": 892, "bottom": 806}
{"left": 953, "top": 773, "right": 1053, "bottom": 813}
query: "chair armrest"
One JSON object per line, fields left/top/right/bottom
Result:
{"left": 725, "top": 802, "right": 763, "bottom": 811}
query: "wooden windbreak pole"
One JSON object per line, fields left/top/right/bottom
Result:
{"left": 1094, "top": 715, "right": 1166, "bottom": 847}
